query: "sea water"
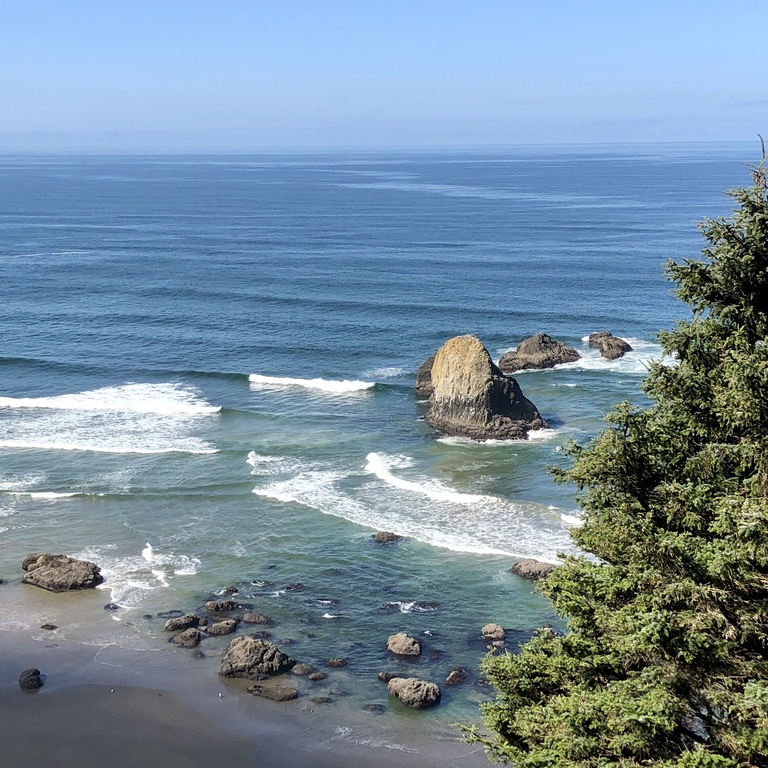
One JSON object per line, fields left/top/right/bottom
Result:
{"left": 0, "top": 143, "right": 751, "bottom": 727}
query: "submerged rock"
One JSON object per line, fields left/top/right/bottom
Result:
{"left": 388, "top": 677, "right": 441, "bottom": 709}
{"left": 170, "top": 628, "right": 202, "bottom": 648}
{"left": 498, "top": 333, "right": 580, "bottom": 373}
{"left": 247, "top": 683, "right": 298, "bottom": 702}
{"left": 372, "top": 531, "right": 403, "bottom": 544}
{"left": 21, "top": 553, "right": 103, "bottom": 592}
{"left": 415, "top": 354, "right": 436, "bottom": 397}
{"left": 424, "top": 335, "right": 545, "bottom": 440}
{"left": 18, "top": 668, "right": 44, "bottom": 691}
{"left": 219, "top": 637, "right": 295, "bottom": 680}
{"left": 386, "top": 632, "right": 422, "bottom": 656}
{"left": 510, "top": 558, "right": 556, "bottom": 581}
{"left": 588, "top": 331, "right": 633, "bottom": 360}
{"left": 326, "top": 657, "right": 347, "bottom": 668}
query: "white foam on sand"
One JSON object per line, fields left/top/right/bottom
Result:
{"left": 252, "top": 454, "right": 576, "bottom": 562}
{"left": 248, "top": 373, "right": 375, "bottom": 393}
{"left": 0, "top": 383, "right": 219, "bottom": 455}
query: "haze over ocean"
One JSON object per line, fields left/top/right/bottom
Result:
{"left": 0, "top": 143, "right": 753, "bottom": 728}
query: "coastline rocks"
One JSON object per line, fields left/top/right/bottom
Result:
{"left": 415, "top": 354, "right": 435, "bottom": 397}
{"left": 164, "top": 613, "right": 199, "bottom": 632}
{"left": 205, "top": 599, "right": 239, "bottom": 612}
{"left": 326, "top": 658, "right": 347, "bottom": 668}
{"left": 219, "top": 637, "right": 295, "bottom": 680}
{"left": 510, "top": 558, "right": 556, "bottom": 581}
{"left": 588, "top": 331, "right": 632, "bottom": 360}
{"left": 247, "top": 683, "right": 298, "bottom": 702}
{"left": 481, "top": 623, "right": 506, "bottom": 641}
{"left": 372, "top": 531, "right": 403, "bottom": 544}
{"left": 291, "top": 663, "right": 316, "bottom": 677}
{"left": 21, "top": 553, "right": 103, "bottom": 592}
{"left": 170, "top": 628, "right": 202, "bottom": 648}
{"left": 498, "top": 333, "right": 580, "bottom": 373}
{"left": 444, "top": 668, "right": 467, "bottom": 686}
{"left": 387, "top": 677, "right": 441, "bottom": 709}
{"left": 386, "top": 632, "right": 422, "bottom": 656}
{"left": 208, "top": 618, "right": 238, "bottom": 636}
{"left": 242, "top": 612, "right": 271, "bottom": 625}
{"left": 18, "top": 668, "right": 44, "bottom": 690}
{"left": 424, "top": 335, "right": 545, "bottom": 440}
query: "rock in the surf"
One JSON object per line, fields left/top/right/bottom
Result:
{"left": 208, "top": 618, "right": 238, "bottom": 635}
{"left": 170, "top": 627, "right": 202, "bottom": 648}
{"left": 588, "top": 331, "right": 632, "bottom": 360}
{"left": 219, "top": 637, "right": 295, "bottom": 680}
{"left": 242, "top": 612, "right": 271, "bottom": 625}
{"left": 204, "top": 599, "right": 239, "bottom": 612}
{"left": 387, "top": 677, "right": 441, "bottom": 709}
{"left": 247, "top": 682, "right": 299, "bottom": 701}
{"left": 386, "top": 632, "right": 422, "bottom": 656}
{"left": 372, "top": 531, "right": 403, "bottom": 544}
{"left": 481, "top": 623, "right": 506, "bottom": 641}
{"left": 509, "top": 558, "right": 556, "bottom": 581}
{"left": 424, "top": 335, "right": 545, "bottom": 440}
{"left": 415, "top": 354, "right": 435, "bottom": 397}
{"left": 21, "top": 553, "right": 103, "bottom": 592}
{"left": 444, "top": 668, "right": 467, "bottom": 686}
{"left": 164, "top": 613, "right": 200, "bottom": 631}
{"left": 498, "top": 333, "right": 580, "bottom": 373}
{"left": 18, "top": 668, "right": 44, "bottom": 690}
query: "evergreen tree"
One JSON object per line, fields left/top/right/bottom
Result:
{"left": 473, "top": 157, "right": 768, "bottom": 767}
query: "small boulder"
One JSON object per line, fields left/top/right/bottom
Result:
{"left": 247, "top": 683, "right": 298, "bottom": 702}
{"left": 388, "top": 677, "right": 441, "bottom": 709}
{"left": 326, "top": 657, "right": 347, "bottom": 668}
{"left": 40, "top": 623, "right": 57, "bottom": 631}
{"left": 481, "top": 623, "right": 506, "bottom": 641}
{"left": 164, "top": 613, "right": 199, "bottom": 632}
{"left": 207, "top": 618, "right": 238, "bottom": 636}
{"left": 291, "top": 663, "right": 316, "bottom": 676}
{"left": 307, "top": 671, "right": 327, "bottom": 681}
{"left": 386, "top": 632, "right": 422, "bottom": 656}
{"left": 21, "top": 554, "right": 103, "bottom": 592}
{"left": 170, "top": 628, "right": 202, "bottom": 648}
{"left": 372, "top": 531, "right": 403, "bottom": 544}
{"left": 415, "top": 354, "right": 435, "bottom": 397}
{"left": 242, "top": 612, "right": 271, "bottom": 625}
{"left": 510, "top": 558, "right": 556, "bottom": 581}
{"left": 18, "top": 668, "right": 44, "bottom": 690}
{"left": 444, "top": 668, "right": 467, "bottom": 686}
{"left": 498, "top": 333, "right": 580, "bottom": 373}
{"left": 377, "top": 672, "right": 402, "bottom": 683}
{"left": 219, "top": 637, "right": 295, "bottom": 680}
{"left": 205, "top": 599, "right": 239, "bottom": 612}
{"left": 588, "top": 331, "right": 632, "bottom": 360}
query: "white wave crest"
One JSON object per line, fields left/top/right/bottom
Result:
{"left": 246, "top": 451, "right": 304, "bottom": 475}
{"left": 361, "top": 366, "right": 408, "bottom": 379}
{"left": 0, "top": 383, "right": 221, "bottom": 415}
{"left": 248, "top": 374, "right": 374, "bottom": 393}
{"left": 365, "top": 452, "right": 490, "bottom": 503}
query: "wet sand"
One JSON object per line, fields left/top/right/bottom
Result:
{"left": 0, "top": 621, "right": 490, "bottom": 768}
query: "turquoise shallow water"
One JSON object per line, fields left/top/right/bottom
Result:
{"left": 0, "top": 143, "right": 752, "bottom": 725}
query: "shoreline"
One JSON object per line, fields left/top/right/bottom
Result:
{"left": 0, "top": 584, "right": 491, "bottom": 767}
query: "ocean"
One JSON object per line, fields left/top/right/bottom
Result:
{"left": 0, "top": 143, "right": 752, "bottom": 730}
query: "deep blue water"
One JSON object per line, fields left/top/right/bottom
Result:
{"left": 0, "top": 143, "right": 753, "bottom": 727}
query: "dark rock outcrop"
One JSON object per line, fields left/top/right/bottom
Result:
{"left": 208, "top": 618, "right": 238, "bottom": 636}
{"left": 164, "top": 614, "right": 199, "bottom": 632}
{"left": 444, "top": 668, "right": 467, "bottom": 686}
{"left": 424, "top": 335, "right": 545, "bottom": 440}
{"left": 205, "top": 599, "right": 239, "bottom": 612}
{"left": 18, "top": 668, "right": 44, "bottom": 690}
{"left": 415, "top": 354, "right": 435, "bottom": 397}
{"left": 326, "top": 657, "right": 347, "bottom": 668}
{"left": 219, "top": 637, "right": 295, "bottom": 680}
{"left": 588, "top": 331, "right": 633, "bottom": 360}
{"left": 170, "top": 628, "right": 202, "bottom": 648}
{"left": 498, "top": 333, "right": 580, "bottom": 373}
{"left": 372, "top": 531, "right": 402, "bottom": 544}
{"left": 22, "top": 554, "right": 103, "bottom": 592}
{"left": 510, "top": 558, "right": 556, "bottom": 581}
{"left": 388, "top": 677, "right": 441, "bottom": 709}
{"left": 242, "top": 612, "right": 271, "bottom": 625}
{"left": 386, "top": 632, "right": 422, "bottom": 656}
{"left": 247, "top": 683, "right": 298, "bottom": 701}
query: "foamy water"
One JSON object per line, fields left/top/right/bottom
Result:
{"left": 248, "top": 374, "right": 375, "bottom": 393}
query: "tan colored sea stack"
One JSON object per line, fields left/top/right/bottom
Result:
{"left": 424, "top": 335, "right": 545, "bottom": 440}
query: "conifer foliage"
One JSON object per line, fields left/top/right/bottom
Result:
{"left": 475, "top": 158, "right": 768, "bottom": 767}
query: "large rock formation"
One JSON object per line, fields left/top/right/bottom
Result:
{"left": 498, "top": 333, "right": 580, "bottom": 373}
{"left": 415, "top": 354, "right": 435, "bottom": 397}
{"left": 424, "top": 335, "right": 545, "bottom": 440}
{"left": 588, "top": 331, "right": 633, "bottom": 360}
{"left": 388, "top": 677, "right": 441, "bottom": 709}
{"left": 219, "top": 637, "right": 295, "bottom": 680}
{"left": 21, "top": 554, "right": 103, "bottom": 592}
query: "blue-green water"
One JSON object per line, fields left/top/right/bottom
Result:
{"left": 0, "top": 144, "right": 751, "bottom": 726}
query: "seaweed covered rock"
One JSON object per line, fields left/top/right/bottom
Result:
{"left": 219, "top": 636, "right": 295, "bottom": 680}
{"left": 498, "top": 333, "right": 580, "bottom": 373}
{"left": 424, "top": 335, "right": 545, "bottom": 440}
{"left": 21, "top": 554, "right": 103, "bottom": 592}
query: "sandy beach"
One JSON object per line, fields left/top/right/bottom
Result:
{"left": 0, "top": 581, "right": 490, "bottom": 768}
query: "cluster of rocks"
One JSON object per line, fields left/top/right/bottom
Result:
{"left": 415, "top": 330, "right": 632, "bottom": 441}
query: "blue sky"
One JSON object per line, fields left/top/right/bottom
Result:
{"left": 1, "top": 0, "right": 766, "bottom": 150}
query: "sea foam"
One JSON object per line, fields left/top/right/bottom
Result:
{"left": 248, "top": 374, "right": 374, "bottom": 393}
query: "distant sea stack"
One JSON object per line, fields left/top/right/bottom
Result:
{"left": 588, "top": 331, "right": 632, "bottom": 360}
{"left": 498, "top": 333, "right": 580, "bottom": 373}
{"left": 424, "top": 335, "right": 545, "bottom": 440}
